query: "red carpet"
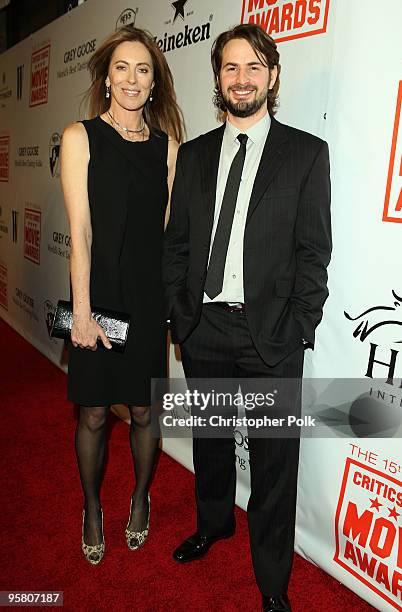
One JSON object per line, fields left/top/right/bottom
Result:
{"left": 0, "top": 319, "right": 376, "bottom": 611}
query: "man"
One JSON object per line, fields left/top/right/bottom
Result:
{"left": 163, "top": 23, "right": 331, "bottom": 612}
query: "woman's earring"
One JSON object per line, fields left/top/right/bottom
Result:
{"left": 105, "top": 85, "right": 111, "bottom": 99}
{"left": 149, "top": 88, "right": 154, "bottom": 102}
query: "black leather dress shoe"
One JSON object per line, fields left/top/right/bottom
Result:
{"left": 173, "top": 530, "right": 235, "bottom": 563}
{"left": 262, "top": 593, "right": 291, "bottom": 612}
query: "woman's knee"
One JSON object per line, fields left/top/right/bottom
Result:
{"left": 129, "top": 405, "right": 151, "bottom": 427}
{"left": 79, "top": 406, "right": 108, "bottom": 432}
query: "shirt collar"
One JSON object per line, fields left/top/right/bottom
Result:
{"left": 225, "top": 111, "right": 271, "bottom": 146}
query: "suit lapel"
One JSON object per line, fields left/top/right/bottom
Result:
{"left": 199, "top": 124, "right": 225, "bottom": 238}
{"left": 246, "top": 117, "right": 290, "bottom": 223}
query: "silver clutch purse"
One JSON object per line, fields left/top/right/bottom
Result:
{"left": 50, "top": 300, "right": 130, "bottom": 353}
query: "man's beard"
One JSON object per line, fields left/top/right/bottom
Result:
{"left": 221, "top": 85, "right": 268, "bottom": 118}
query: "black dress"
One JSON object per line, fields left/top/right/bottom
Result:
{"left": 68, "top": 116, "right": 168, "bottom": 407}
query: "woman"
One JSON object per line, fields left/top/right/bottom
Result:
{"left": 61, "top": 26, "right": 184, "bottom": 565}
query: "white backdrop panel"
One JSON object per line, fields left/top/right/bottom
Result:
{"left": 1, "top": 1, "right": 401, "bottom": 609}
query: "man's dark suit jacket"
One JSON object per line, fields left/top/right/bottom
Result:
{"left": 163, "top": 116, "right": 332, "bottom": 367}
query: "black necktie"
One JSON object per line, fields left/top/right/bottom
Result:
{"left": 204, "top": 133, "right": 248, "bottom": 300}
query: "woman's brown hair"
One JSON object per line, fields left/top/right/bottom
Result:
{"left": 211, "top": 23, "right": 281, "bottom": 117}
{"left": 83, "top": 26, "right": 185, "bottom": 143}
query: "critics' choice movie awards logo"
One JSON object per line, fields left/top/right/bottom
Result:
{"left": 334, "top": 457, "right": 402, "bottom": 610}
{"left": 383, "top": 81, "right": 402, "bottom": 223}
{"left": 29, "top": 43, "right": 51, "bottom": 107}
{"left": 49, "top": 133, "right": 61, "bottom": 177}
{"left": 241, "top": 0, "right": 330, "bottom": 43}
{"left": 0, "top": 134, "right": 10, "bottom": 182}
{"left": 154, "top": 0, "right": 212, "bottom": 53}
{"left": 57, "top": 38, "right": 97, "bottom": 79}
{"left": 0, "top": 263, "right": 7, "bottom": 310}
{"left": 24, "top": 208, "right": 41, "bottom": 265}
{"left": 116, "top": 8, "right": 137, "bottom": 29}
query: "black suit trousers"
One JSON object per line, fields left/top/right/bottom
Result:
{"left": 180, "top": 303, "right": 304, "bottom": 596}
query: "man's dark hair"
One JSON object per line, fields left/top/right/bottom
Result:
{"left": 211, "top": 23, "right": 281, "bottom": 116}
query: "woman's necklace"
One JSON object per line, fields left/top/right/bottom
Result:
{"left": 107, "top": 111, "right": 145, "bottom": 139}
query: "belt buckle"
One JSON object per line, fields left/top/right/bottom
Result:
{"left": 227, "top": 302, "right": 244, "bottom": 313}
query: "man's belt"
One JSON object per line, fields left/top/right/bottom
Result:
{"left": 208, "top": 302, "right": 246, "bottom": 314}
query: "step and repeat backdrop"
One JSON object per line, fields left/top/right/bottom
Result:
{"left": 1, "top": 0, "right": 402, "bottom": 609}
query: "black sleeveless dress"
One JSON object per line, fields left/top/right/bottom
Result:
{"left": 68, "top": 116, "right": 168, "bottom": 407}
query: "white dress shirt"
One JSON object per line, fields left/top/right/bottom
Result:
{"left": 203, "top": 112, "right": 271, "bottom": 303}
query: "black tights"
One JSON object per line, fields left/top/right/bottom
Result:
{"left": 75, "top": 405, "right": 159, "bottom": 545}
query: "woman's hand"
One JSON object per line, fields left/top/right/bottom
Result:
{"left": 71, "top": 313, "right": 112, "bottom": 351}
